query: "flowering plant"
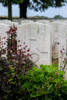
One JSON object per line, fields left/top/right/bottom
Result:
{"left": 0, "top": 25, "right": 36, "bottom": 100}
{"left": 0, "top": 25, "right": 34, "bottom": 73}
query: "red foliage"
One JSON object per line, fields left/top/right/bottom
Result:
{"left": 0, "top": 25, "right": 33, "bottom": 73}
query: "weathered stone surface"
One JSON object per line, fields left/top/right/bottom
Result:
{"left": 0, "top": 20, "right": 67, "bottom": 67}
{"left": 1, "top": 19, "right": 67, "bottom": 78}
{"left": 0, "top": 21, "right": 51, "bottom": 66}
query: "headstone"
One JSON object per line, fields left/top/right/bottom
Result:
{"left": 0, "top": 23, "right": 9, "bottom": 37}
{"left": 17, "top": 22, "right": 52, "bottom": 65}
{"left": 0, "top": 21, "right": 52, "bottom": 66}
{"left": 58, "top": 23, "right": 67, "bottom": 70}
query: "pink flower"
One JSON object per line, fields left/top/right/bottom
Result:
{"left": 27, "top": 53, "right": 31, "bottom": 57}
{"left": 27, "top": 48, "right": 30, "bottom": 52}
{"left": 60, "top": 50, "right": 62, "bottom": 53}
{"left": 18, "top": 40, "right": 20, "bottom": 42}
{"left": 6, "top": 26, "right": 17, "bottom": 34}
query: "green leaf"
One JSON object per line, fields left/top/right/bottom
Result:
{"left": 47, "top": 84, "right": 53, "bottom": 93}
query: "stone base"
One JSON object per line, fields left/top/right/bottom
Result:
{"left": 52, "top": 58, "right": 58, "bottom": 65}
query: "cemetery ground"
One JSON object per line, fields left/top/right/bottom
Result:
{"left": 0, "top": 20, "right": 67, "bottom": 100}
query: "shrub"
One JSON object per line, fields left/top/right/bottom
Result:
{"left": 0, "top": 59, "right": 17, "bottom": 100}
{"left": 19, "top": 64, "right": 67, "bottom": 100}
{"left": 0, "top": 25, "right": 35, "bottom": 100}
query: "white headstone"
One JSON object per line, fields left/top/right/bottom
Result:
{"left": 58, "top": 23, "right": 67, "bottom": 70}
{"left": 0, "top": 21, "right": 52, "bottom": 66}
{"left": 17, "top": 22, "right": 52, "bottom": 65}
